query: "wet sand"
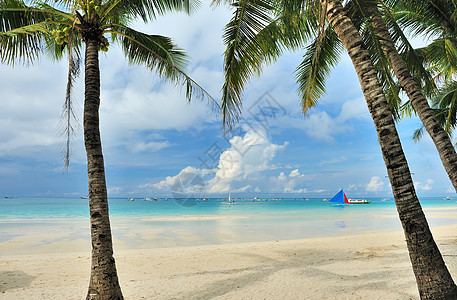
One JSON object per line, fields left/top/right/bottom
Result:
{"left": 1, "top": 224, "right": 457, "bottom": 299}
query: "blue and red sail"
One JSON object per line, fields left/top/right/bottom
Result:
{"left": 329, "top": 189, "right": 349, "bottom": 204}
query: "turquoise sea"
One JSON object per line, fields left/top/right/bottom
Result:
{"left": 0, "top": 197, "right": 456, "bottom": 252}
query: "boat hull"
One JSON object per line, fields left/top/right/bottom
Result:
{"left": 347, "top": 199, "right": 371, "bottom": 204}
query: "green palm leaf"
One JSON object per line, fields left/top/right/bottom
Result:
{"left": 0, "top": 0, "right": 51, "bottom": 64}
{"left": 295, "top": 25, "right": 342, "bottom": 115}
{"left": 217, "top": 0, "right": 318, "bottom": 130}
{"left": 111, "top": 25, "right": 215, "bottom": 106}
{"left": 219, "top": 0, "right": 275, "bottom": 129}
{"left": 101, "top": 0, "right": 197, "bottom": 23}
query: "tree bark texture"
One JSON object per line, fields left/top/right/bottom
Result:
{"left": 323, "top": 1, "right": 457, "bottom": 299}
{"left": 84, "top": 38, "right": 123, "bottom": 300}
{"left": 370, "top": 8, "right": 457, "bottom": 194}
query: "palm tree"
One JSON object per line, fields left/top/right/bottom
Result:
{"left": 1, "top": 0, "right": 212, "bottom": 298}
{"left": 392, "top": 0, "right": 457, "bottom": 144}
{"left": 217, "top": 0, "right": 457, "bottom": 298}
{"left": 323, "top": 1, "right": 456, "bottom": 296}
{"left": 412, "top": 83, "right": 457, "bottom": 143}
{"left": 352, "top": 1, "right": 457, "bottom": 194}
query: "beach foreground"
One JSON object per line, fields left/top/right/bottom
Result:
{"left": 1, "top": 224, "right": 457, "bottom": 299}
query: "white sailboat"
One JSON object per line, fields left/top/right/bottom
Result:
{"left": 228, "top": 192, "right": 232, "bottom": 204}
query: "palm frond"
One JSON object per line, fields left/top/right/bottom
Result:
{"left": 1, "top": 0, "right": 74, "bottom": 65}
{"left": 412, "top": 125, "right": 425, "bottom": 143}
{"left": 344, "top": 0, "right": 404, "bottom": 119}
{"left": 271, "top": 0, "right": 319, "bottom": 50}
{"left": 393, "top": 0, "right": 454, "bottom": 38}
{"left": 60, "top": 49, "right": 81, "bottom": 169}
{"left": 110, "top": 25, "right": 216, "bottom": 108}
{"left": 0, "top": 0, "right": 51, "bottom": 65}
{"left": 409, "top": 82, "right": 457, "bottom": 142}
{"left": 101, "top": 0, "right": 198, "bottom": 23}
{"left": 432, "top": 82, "right": 457, "bottom": 134}
{"left": 344, "top": 0, "right": 377, "bottom": 29}
{"left": 400, "top": 99, "right": 416, "bottom": 118}
{"left": 0, "top": 22, "right": 49, "bottom": 64}
{"left": 60, "top": 21, "right": 81, "bottom": 169}
{"left": 218, "top": 0, "right": 277, "bottom": 130}
{"left": 295, "top": 25, "right": 342, "bottom": 115}
{"left": 418, "top": 38, "right": 457, "bottom": 83}
{"left": 382, "top": 3, "right": 436, "bottom": 96}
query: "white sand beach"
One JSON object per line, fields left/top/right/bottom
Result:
{"left": 1, "top": 224, "right": 456, "bottom": 299}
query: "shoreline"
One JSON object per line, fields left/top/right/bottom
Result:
{"left": 1, "top": 224, "right": 457, "bottom": 299}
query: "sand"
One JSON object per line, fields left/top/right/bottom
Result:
{"left": 1, "top": 224, "right": 457, "bottom": 299}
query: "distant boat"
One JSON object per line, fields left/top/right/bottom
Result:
{"left": 329, "top": 189, "right": 371, "bottom": 205}
{"left": 128, "top": 198, "right": 134, "bottom": 201}
{"left": 202, "top": 198, "right": 210, "bottom": 201}
{"left": 228, "top": 192, "right": 232, "bottom": 204}
{"left": 144, "top": 197, "right": 151, "bottom": 201}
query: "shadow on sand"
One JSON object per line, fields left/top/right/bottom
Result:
{"left": 0, "top": 270, "right": 36, "bottom": 293}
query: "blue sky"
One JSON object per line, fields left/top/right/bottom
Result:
{"left": 0, "top": 2, "right": 453, "bottom": 198}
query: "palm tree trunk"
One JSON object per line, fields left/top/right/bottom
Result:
{"left": 323, "top": 0, "right": 457, "bottom": 298}
{"left": 369, "top": 7, "right": 457, "bottom": 194}
{"left": 84, "top": 38, "right": 123, "bottom": 300}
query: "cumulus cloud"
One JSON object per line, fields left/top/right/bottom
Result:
{"left": 302, "top": 111, "right": 336, "bottom": 142}
{"left": 301, "top": 97, "right": 370, "bottom": 143}
{"left": 131, "top": 141, "right": 171, "bottom": 153}
{"left": 272, "top": 169, "right": 308, "bottom": 193}
{"left": 415, "top": 179, "right": 434, "bottom": 191}
{"left": 147, "top": 127, "right": 288, "bottom": 194}
{"left": 206, "top": 127, "right": 287, "bottom": 193}
{"left": 366, "top": 176, "right": 385, "bottom": 192}
{"left": 150, "top": 166, "right": 211, "bottom": 190}
{"left": 338, "top": 98, "right": 371, "bottom": 122}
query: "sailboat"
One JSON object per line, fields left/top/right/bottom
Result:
{"left": 228, "top": 192, "right": 232, "bottom": 204}
{"left": 329, "top": 189, "right": 371, "bottom": 205}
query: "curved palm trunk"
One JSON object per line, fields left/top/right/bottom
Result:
{"left": 323, "top": 0, "right": 457, "bottom": 298}
{"left": 84, "top": 38, "right": 123, "bottom": 300}
{"left": 369, "top": 8, "right": 457, "bottom": 194}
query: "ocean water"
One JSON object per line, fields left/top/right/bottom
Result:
{"left": 0, "top": 197, "right": 456, "bottom": 250}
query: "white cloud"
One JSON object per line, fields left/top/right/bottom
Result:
{"left": 108, "top": 186, "right": 124, "bottom": 195}
{"left": 318, "top": 156, "right": 348, "bottom": 166}
{"left": 206, "top": 127, "right": 287, "bottom": 193}
{"left": 233, "top": 185, "right": 252, "bottom": 193}
{"left": 366, "top": 176, "right": 385, "bottom": 192}
{"left": 131, "top": 141, "right": 171, "bottom": 153}
{"left": 289, "top": 169, "right": 304, "bottom": 178}
{"left": 272, "top": 169, "right": 308, "bottom": 193}
{"left": 346, "top": 184, "right": 357, "bottom": 192}
{"left": 302, "top": 111, "right": 336, "bottom": 142}
{"left": 415, "top": 179, "right": 434, "bottom": 191}
{"left": 300, "top": 97, "right": 371, "bottom": 143}
{"left": 149, "top": 166, "right": 211, "bottom": 190}
{"left": 0, "top": 2, "right": 229, "bottom": 161}
{"left": 147, "top": 127, "right": 287, "bottom": 194}
{"left": 0, "top": 60, "right": 70, "bottom": 158}
{"left": 338, "top": 98, "right": 370, "bottom": 122}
